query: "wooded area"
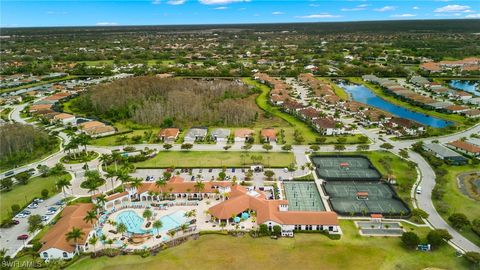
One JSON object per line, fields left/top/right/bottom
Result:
{"left": 71, "top": 77, "right": 258, "bottom": 127}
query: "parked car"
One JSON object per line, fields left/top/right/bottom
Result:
{"left": 48, "top": 207, "right": 57, "bottom": 211}
{"left": 41, "top": 216, "right": 49, "bottom": 222}
{"left": 46, "top": 210, "right": 56, "bottom": 215}
{"left": 55, "top": 200, "right": 64, "bottom": 206}
{"left": 12, "top": 219, "right": 20, "bottom": 225}
{"left": 34, "top": 198, "right": 44, "bottom": 203}
{"left": 17, "top": 234, "right": 28, "bottom": 240}
{"left": 416, "top": 186, "right": 422, "bottom": 194}
{"left": 208, "top": 168, "right": 213, "bottom": 173}
{"left": 283, "top": 168, "right": 289, "bottom": 173}
{"left": 231, "top": 168, "right": 235, "bottom": 173}
{"left": 28, "top": 203, "right": 38, "bottom": 209}
{"left": 4, "top": 171, "right": 14, "bottom": 177}
{"left": 15, "top": 213, "right": 26, "bottom": 219}
{"left": 22, "top": 210, "right": 31, "bottom": 215}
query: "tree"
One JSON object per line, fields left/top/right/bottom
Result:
{"left": 334, "top": 144, "right": 346, "bottom": 151}
{"left": 448, "top": 213, "right": 470, "bottom": 230}
{"left": 310, "top": 145, "right": 320, "bottom": 151}
{"left": 163, "top": 144, "right": 173, "bottom": 150}
{"left": 472, "top": 218, "right": 480, "bottom": 236}
{"left": 99, "top": 154, "right": 111, "bottom": 171}
{"left": 41, "top": 189, "right": 49, "bottom": 198}
{"left": 218, "top": 171, "right": 226, "bottom": 180}
{"left": 0, "top": 178, "right": 13, "bottom": 191}
{"left": 281, "top": 144, "right": 292, "bottom": 151}
{"left": 28, "top": 215, "right": 43, "bottom": 233}
{"left": 357, "top": 144, "right": 369, "bottom": 151}
{"left": 401, "top": 232, "right": 420, "bottom": 249}
{"left": 464, "top": 252, "right": 480, "bottom": 267}
{"left": 83, "top": 210, "right": 97, "bottom": 227}
{"left": 88, "top": 235, "right": 98, "bottom": 256}
{"left": 11, "top": 204, "right": 20, "bottom": 214}
{"left": 15, "top": 172, "right": 30, "bottom": 185}
{"left": 427, "top": 229, "right": 452, "bottom": 249}
{"left": 194, "top": 181, "right": 205, "bottom": 195}
{"left": 143, "top": 209, "right": 153, "bottom": 221}
{"left": 380, "top": 143, "right": 394, "bottom": 150}
{"left": 153, "top": 220, "right": 163, "bottom": 236}
{"left": 262, "top": 144, "right": 273, "bottom": 151}
{"left": 259, "top": 224, "right": 270, "bottom": 236}
{"left": 65, "top": 227, "right": 85, "bottom": 253}
{"left": 116, "top": 223, "right": 127, "bottom": 236}
{"left": 181, "top": 143, "right": 193, "bottom": 150}
{"left": 56, "top": 177, "right": 72, "bottom": 197}
{"left": 272, "top": 225, "right": 282, "bottom": 236}
{"left": 223, "top": 145, "right": 231, "bottom": 151}
{"left": 264, "top": 170, "right": 275, "bottom": 180}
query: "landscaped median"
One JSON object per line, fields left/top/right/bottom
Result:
{"left": 134, "top": 151, "right": 295, "bottom": 168}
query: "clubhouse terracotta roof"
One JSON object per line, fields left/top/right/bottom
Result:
{"left": 132, "top": 176, "right": 231, "bottom": 195}
{"left": 39, "top": 203, "right": 95, "bottom": 253}
{"left": 209, "top": 185, "right": 339, "bottom": 226}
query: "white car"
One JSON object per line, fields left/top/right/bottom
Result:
{"left": 46, "top": 210, "right": 56, "bottom": 215}
{"left": 41, "top": 215, "right": 49, "bottom": 222}
{"left": 15, "top": 213, "right": 26, "bottom": 219}
{"left": 28, "top": 204, "right": 38, "bottom": 209}
{"left": 416, "top": 186, "right": 422, "bottom": 194}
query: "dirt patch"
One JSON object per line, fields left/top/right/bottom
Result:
{"left": 457, "top": 171, "right": 480, "bottom": 201}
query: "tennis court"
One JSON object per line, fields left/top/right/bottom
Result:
{"left": 311, "top": 155, "right": 381, "bottom": 181}
{"left": 324, "top": 181, "right": 409, "bottom": 216}
{"left": 283, "top": 182, "right": 325, "bottom": 211}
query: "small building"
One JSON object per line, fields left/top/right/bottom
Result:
{"left": 261, "top": 128, "right": 277, "bottom": 143}
{"left": 444, "top": 105, "right": 470, "bottom": 114}
{"left": 234, "top": 128, "right": 255, "bottom": 143}
{"left": 448, "top": 140, "right": 480, "bottom": 158}
{"left": 158, "top": 128, "right": 180, "bottom": 142}
{"left": 464, "top": 109, "right": 480, "bottom": 119}
{"left": 85, "top": 125, "right": 116, "bottom": 138}
{"left": 52, "top": 113, "right": 76, "bottom": 125}
{"left": 39, "top": 204, "right": 95, "bottom": 260}
{"left": 211, "top": 128, "right": 231, "bottom": 143}
{"left": 184, "top": 127, "right": 208, "bottom": 143}
{"left": 423, "top": 143, "right": 468, "bottom": 165}
{"left": 312, "top": 117, "right": 343, "bottom": 135}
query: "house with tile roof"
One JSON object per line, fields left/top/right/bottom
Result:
{"left": 158, "top": 128, "right": 180, "bottom": 142}
{"left": 447, "top": 140, "right": 480, "bottom": 158}
{"left": 39, "top": 204, "right": 96, "bottom": 260}
{"left": 234, "top": 128, "right": 255, "bottom": 143}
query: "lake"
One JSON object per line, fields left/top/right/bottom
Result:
{"left": 449, "top": 80, "right": 480, "bottom": 96}
{"left": 338, "top": 82, "right": 454, "bottom": 128}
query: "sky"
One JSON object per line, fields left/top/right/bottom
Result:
{"left": 1, "top": 0, "right": 479, "bottom": 27}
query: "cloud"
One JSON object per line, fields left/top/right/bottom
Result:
{"left": 199, "top": 0, "right": 249, "bottom": 5}
{"left": 465, "top": 13, "right": 480, "bottom": 18}
{"left": 152, "top": 0, "right": 161, "bottom": 4}
{"left": 374, "top": 6, "right": 396, "bottom": 12}
{"left": 272, "top": 11, "right": 285, "bottom": 15}
{"left": 412, "top": 6, "right": 419, "bottom": 10}
{"left": 96, "top": 22, "right": 118, "bottom": 26}
{"left": 214, "top": 6, "right": 228, "bottom": 9}
{"left": 296, "top": 13, "right": 341, "bottom": 19}
{"left": 434, "top": 5, "right": 471, "bottom": 13}
{"left": 341, "top": 7, "right": 366, "bottom": 11}
{"left": 167, "top": 0, "right": 186, "bottom": 4}
{"left": 391, "top": 13, "right": 416, "bottom": 18}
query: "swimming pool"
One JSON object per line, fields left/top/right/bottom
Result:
{"left": 155, "top": 211, "right": 188, "bottom": 234}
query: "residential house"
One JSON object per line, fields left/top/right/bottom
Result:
{"left": 312, "top": 117, "right": 343, "bottom": 135}
{"left": 158, "top": 128, "right": 180, "bottom": 142}
{"left": 447, "top": 140, "right": 480, "bottom": 158}
{"left": 234, "top": 128, "right": 255, "bottom": 143}
{"left": 184, "top": 127, "right": 208, "bottom": 143}
{"left": 464, "top": 109, "right": 480, "bottom": 119}
{"left": 52, "top": 113, "right": 76, "bottom": 125}
{"left": 261, "top": 128, "right": 277, "bottom": 143}
{"left": 384, "top": 117, "right": 425, "bottom": 136}
{"left": 423, "top": 143, "right": 468, "bottom": 165}
{"left": 211, "top": 128, "right": 231, "bottom": 143}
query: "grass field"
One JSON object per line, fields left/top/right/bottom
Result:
{"left": 0, "top": 173, "right": 71, "bottom": 221}
{"left": 312, "top": 151, "right": 417, "bottom": 205}
{"left": 66, "top": 220, "right": 469, "bottom": 270}
{"left": 433, "top": 164, "right": 480, "bottom": 246}
{"left": 135, "top": 151, "right": 295, "bottom": 168}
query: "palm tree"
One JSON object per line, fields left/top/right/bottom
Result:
{"left": 83, "top": 210, "right": 98, "bottom": 228}
{"left": 77, "top": 133, "right": 90, "bottom": 152}
{"left": 95, "top": 194, "right": 107, "bottom": 210}
{"left": 110, "top": 151, "right": 122, "bottom": 171}
{"left": 56, "top": 177, "right": 71, "bottom": 197}
{"left": 180, "top": 224, "right": 188, "bottom": 234}
{"left": 130, "top": 178, "right": 143, "bottom": 189}
{"left": 142, "top": 209, "right": 153, "bottom": 221}
{"left": 153, "top": 220, "right": 163, "bottom": 236}
{"left": 88, "top": 235, "right": 98, "bottom": 256}
{"left": 155, "top": 178, "right": 167, "bottom": 194}
{"left": 116, "top": 223, "right": 127, "bottom": 237}
{"left": 65, "top": 227, "right": 85, "bottom": 254}
{"left": 167, "top": 230, "right": 176, "bottom": 244}
{"left": 99, "top": 154, "right": 111, "bottom": 171}
{"left": 105, "top": 168, "right": 117, "bottom": 190}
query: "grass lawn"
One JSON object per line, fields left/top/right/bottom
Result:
{"left": 347, "top": 77, "right": 469, "bottom": 125}
{"left": 135, "top": 151, "right": 295, "bottom": 168}
{"left": 0, "top": 173, "right": 71, "bottom": 221}
{"left": 66, "top": 220, "right": 469, "bottom": 270}
{"left": 433, "top": 163, "right": 480, "bottom": 246}
{"left": 312, "top": 151, "right": 417, "bottom": 205}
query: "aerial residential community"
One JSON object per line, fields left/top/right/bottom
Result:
{"left": 0, "top": 1, "right": 480, "bottom": 269}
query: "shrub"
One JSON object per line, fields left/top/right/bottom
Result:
{"left": 273, "top": 225, "right": 282, "bottom": 236}
{"left": 427, "top": 229, "right": 452, "bottom": 249}
{"left": 411, "top": 208, "right": 429, "bottom": 219}
{"left": 464, "top": 252, "right": 480, "bottom": 266}
{"left": 41, "top": 189, "right": 49, "bottom": 198}
{"left": 11, "top": 204, "right": 20, "bottom": 214}
{"left": 448, "top": 213, "right": 470, "bottom": 230}
{"left": 401, "top": 232, "right": 420, "bottom": 249}
{"left": 472, "top": 218, "right": 480, "bottom": 236}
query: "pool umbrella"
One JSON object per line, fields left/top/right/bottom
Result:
{"left": 234, "top": 217, "right": 241, "bottom": 223}
{"left": 241, "top": 212, "right": 250, "bottom": 219}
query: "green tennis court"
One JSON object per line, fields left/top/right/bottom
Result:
{"left": 283, "top": 182, "right": 325, "bottom": 211}
{"left": 311, "top": 155, "right": 381, "bottom": 181}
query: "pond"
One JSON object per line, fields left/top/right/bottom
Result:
{"left": 337, "top": 82, "right": 453, "bottom": 128}
{"left": 449, "top": 80, "right": 480, "bottom": 96}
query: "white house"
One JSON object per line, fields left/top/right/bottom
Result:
{"left": 211, "top": 128, "right": 231, "bottom": 143}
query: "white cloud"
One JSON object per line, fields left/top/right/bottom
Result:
{"left": 434, "top": 5, "right": 471, "bottom": 13}
{"left": 199, "top": 0, "right": 249, "bottom": 5}
{"left": 465, "top": 13, "right": 480, "bottom": 18}
{"left": 296, "top": 13, "right": 341, "bottom": 19}
{"left": 167, "top": 0, "right": 186, "bottom": 5}
{"left": 412, "top": 6, "right": 419, "bottom": 10}
{"left": 272, "top": 11, "right": 284, "bottom": 15}
{"left": 214, "top": 6, "right": 228, "bottom": 9}
{"left": 96, "top": 22, "right": 118, "bottom": 26}
{"left": 391, "top": 13, "right": 416, "bottom": 18}
{"left": 341, "top": 7, "right": 365, "bottom": 11}
{"left": 152, "top": 0, "right": 161, "bottom": 4}
{"left": 374, "top": 6, "right": 396, "bottom": 12}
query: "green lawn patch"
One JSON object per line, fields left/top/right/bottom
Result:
{"left": 66, "top": 220, "right": 468, "bottom": 270}
{"left": 61, "top": 151, "right": 99, "bottom": 164}
{"left": 135, "top": 151, "right": 295, "bottom": 168}
{"left": 0, "top": 173, "right": 71, "bottom": 221}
